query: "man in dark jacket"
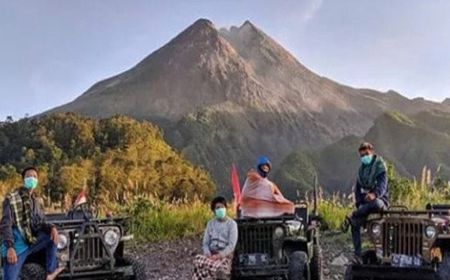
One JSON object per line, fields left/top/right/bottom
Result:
{"left": 0, "top": 167, "right": 63, "bottom": 280}
{"left": 343, "top": 142, "right": 389, "bottom": 263}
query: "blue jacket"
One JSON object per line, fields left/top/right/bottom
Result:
{"left": 355, "top": 171, "right": 389, "bottom": 208}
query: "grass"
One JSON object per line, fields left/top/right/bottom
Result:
{"left": 113, "top": 195, "right": 213, "bottom": 242}
{"left": 317, "top": 193, "right": 352, "bottom": 230}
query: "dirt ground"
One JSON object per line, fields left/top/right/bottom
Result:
{"left": 128, "top": 231, "right": 353, "bottom": 280}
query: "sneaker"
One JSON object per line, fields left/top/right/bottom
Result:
{"left": 349, "top": 254, "right": 363, "bottom": 265}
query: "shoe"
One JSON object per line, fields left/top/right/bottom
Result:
{"left": 349, "top": 254, "right": 363, "bottom": 265}
{"left": 46, "top": 267, "right": 65, "bottom": 280}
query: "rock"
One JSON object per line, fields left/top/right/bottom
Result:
{"left": 331, "top": 254, "right": 349, "bottom": 266}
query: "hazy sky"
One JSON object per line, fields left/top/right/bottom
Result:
{"left": 1, "top": 0, "right": 449, "bottom": 120}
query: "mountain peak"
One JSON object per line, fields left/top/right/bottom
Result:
{"left": 171, "top": 18, "right": 218, "bottom": 44}
{"left": 241, "top": 20, "right": 258, "bottom": 32}
{"left": 191, "top": 18, "right": 215, "bottom": 30}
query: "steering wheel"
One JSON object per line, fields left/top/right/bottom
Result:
{"left": 68, "top": 202, "right": 96, "bottom": 220}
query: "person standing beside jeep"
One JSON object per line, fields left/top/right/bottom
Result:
{"left": 193, "top": 196, "right": 238, "bottom": 280}
{"left": 0, "top": 167, "right": 63, "bottom": 280}
{"left": 342, "top": 142, "right": 389, "bottom": 263}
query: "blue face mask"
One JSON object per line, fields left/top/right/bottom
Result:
{"left": 214, "top": 208, "right": 227, "bottom": 219}
{"left": 361, "top": 155, "right": 373, "bottom": 165}
{"left": 24, "top": 177, "right": 38, "bottom": 190}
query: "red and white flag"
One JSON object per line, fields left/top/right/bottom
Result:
{"left": 74, "top": 190, "right": 88, "bottom": 207}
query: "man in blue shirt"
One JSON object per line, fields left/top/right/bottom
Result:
{"left": 342, "top": 143, "right": 389, "bottom": 263}
{"left": 0, "top": 167, "right": 63, "bottom": 280}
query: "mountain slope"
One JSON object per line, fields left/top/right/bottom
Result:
{"left": 279, "top": 111, "right": 450, "bottom": 196}
{"left": 44, "top": 19, "right": 450, "bottom": 192}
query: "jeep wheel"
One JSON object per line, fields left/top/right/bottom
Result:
{"left": 19, "top": 263, "right": 46, "bottom": 280}
{"left": 119, "top": 256, "right": 149, "bottom": 280}
{"left": 289, "top": 251, "right": 308, "bottom": 280}
{"left": 436, "top": 255, "right": 450, "bottom": 280}
{"left": 311, "top": 245, "right": 323, "bottom": 280}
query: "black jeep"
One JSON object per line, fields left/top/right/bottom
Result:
{"left": 1, "top": 199, "right": 147, "bottom": 280}
{"left": 345, "top": 204, "right": 450, "bottom": 280}
{"left": 232, "top": 202, "right": 323, "bottom": 280}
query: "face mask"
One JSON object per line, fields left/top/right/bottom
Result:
{"left": 214, "top": 208, "right": 226, "bottom": 219}
{"left": 360, "top": 155, "right": 373, "bottom": 165}
{"left": 257, "top": 165, "right": 270, "bottom": 178}
{"left": 24, "top": 177, "right": 38, "bottom": 190}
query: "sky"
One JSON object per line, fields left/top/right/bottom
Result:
{"left": 1, "top": 0, "right": 449, "bottom": 120}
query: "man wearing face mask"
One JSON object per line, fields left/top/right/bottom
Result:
{"left": 240, "top": 156, "right": 294, "bottom": 218}
{"left": 193, "top": 196, "right": 238, "bottom": 280}
{"left": 342, "top": 142, "right": 389, "bottom": 264}
{"left": 0, "top": 167, "right": 63, "bottom": 280}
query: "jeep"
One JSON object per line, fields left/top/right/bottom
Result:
{"left": 0, "top": 195, "right": 148, "bottom": 280}
{"left": 232, "top": 202, "right": 322, "bottom": 280}
{"left": 344, "top": 204, "right": 450, "bottom": 280}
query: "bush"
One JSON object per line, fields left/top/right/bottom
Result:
{"left": 113, "top": 196, "right": 212, "bottom": 241}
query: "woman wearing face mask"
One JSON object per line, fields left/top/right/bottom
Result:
{"left": 341, "top": 142, "right": 389, "bottom": 264}
{"left": 240, "top": 156, "right": 294, "bottom": 218}
{"left": 193, "top": 196, "right": 238, "bottom": 280}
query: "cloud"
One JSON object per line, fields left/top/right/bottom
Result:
{"left": 302, "top": 0, "right": 323, "bottom": 22}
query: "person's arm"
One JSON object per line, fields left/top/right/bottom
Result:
{"left": 373, "top": 172, "right": 387, "bottom": 199}
{"left": 354, "top": 182, "right": 364, "bottom": 208}
{"left": 0, "top": 198, "right": 14, "bottom": 248}
{"left": 202, "top": 221, "right": 211, "bottom": 256}
{"left": 271, "top": 183, "right": 282, "bottom": 195}
{"left": 219, "top": 220, "right": 238, "bottom": 258}
{"left": 31, "top": 197, "right": 53, "bottom": 234}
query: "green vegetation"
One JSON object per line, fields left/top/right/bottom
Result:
{"left": 0, "top": 113, "right": 215, "bottom": 208}
{"left": 273, "top": 151, "right": 317, "bottom": 198}
{"left": 112, "top": 195, "right": 212, "bottom": 241}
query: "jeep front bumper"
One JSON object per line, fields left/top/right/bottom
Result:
{"left": 57, "top": 264, "right": 134, "bottom": 279}
{"left": 350, "top": 264, "right": 436, "bottom": 280}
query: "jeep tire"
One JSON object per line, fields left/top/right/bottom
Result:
{"left": 311, "top": 245, "right": 323, "bottom": 280}
{"left": 19, "top": 263, "right": 46, "bottom": 280}
{"left": 436, "top": 255, "right": 450, "bottom": 280}
{"left": 119, "top": 256, "right": 149, "bottom": 280}
{"left": 289, "top": 251, "right": 308, "bottom": 280}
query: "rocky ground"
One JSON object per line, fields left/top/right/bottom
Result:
{"left": 128, "top": 231, "right": 353, "bottom": 280}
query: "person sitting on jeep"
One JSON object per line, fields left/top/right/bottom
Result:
{"left": 342, "top": 142, "right": 389, "bottom": 263}
{"left": 193, "top": 196, "right": 238, "bottom": 280}
{"left": 240, "top": 156, "right": 294, "bottom": 218}
{"left": 0, "top": 167, "right": 64, "bottom": 280}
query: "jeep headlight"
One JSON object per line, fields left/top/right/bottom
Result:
{"left": 425, "top": 226, "right": 437, "bottom": 239}
{"left": 371, "top": 223, "right": 382, "bottom": 237}
{"left": 274, "top": 227, "right": 284, "bottom": 239}
{"left": 57, "top": 233, "right": 68, "bottom": 250}
{"left": 286, "top": 221, "right": 302, "bottom": 235}
{"left": 104, "top": 229, "right": 120, "bottom": 246}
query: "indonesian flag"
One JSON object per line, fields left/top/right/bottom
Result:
{"left": 231, "top": 164, "right": 241, "bottom": 210}
{"left": 74, "top": 190, "right": 88, "bottom": 207}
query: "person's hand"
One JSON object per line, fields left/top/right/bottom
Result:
{"left": 7, "top": 247, "right": 17, "bottom": 264}
{"left": 365, "top": 193, "right": 376, "bottom": 201}
{"left": 209, "top": 254, "right": 221, "bottom": 261}
{"left": 50, "top": 227, "right": 59, "bottom": 245}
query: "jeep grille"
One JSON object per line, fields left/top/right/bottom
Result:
{"left": 382, "top": 220, "right": 423, "bottom": 258}
{"left": 239, "top": 224, "right": 275, "bottom": 255}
